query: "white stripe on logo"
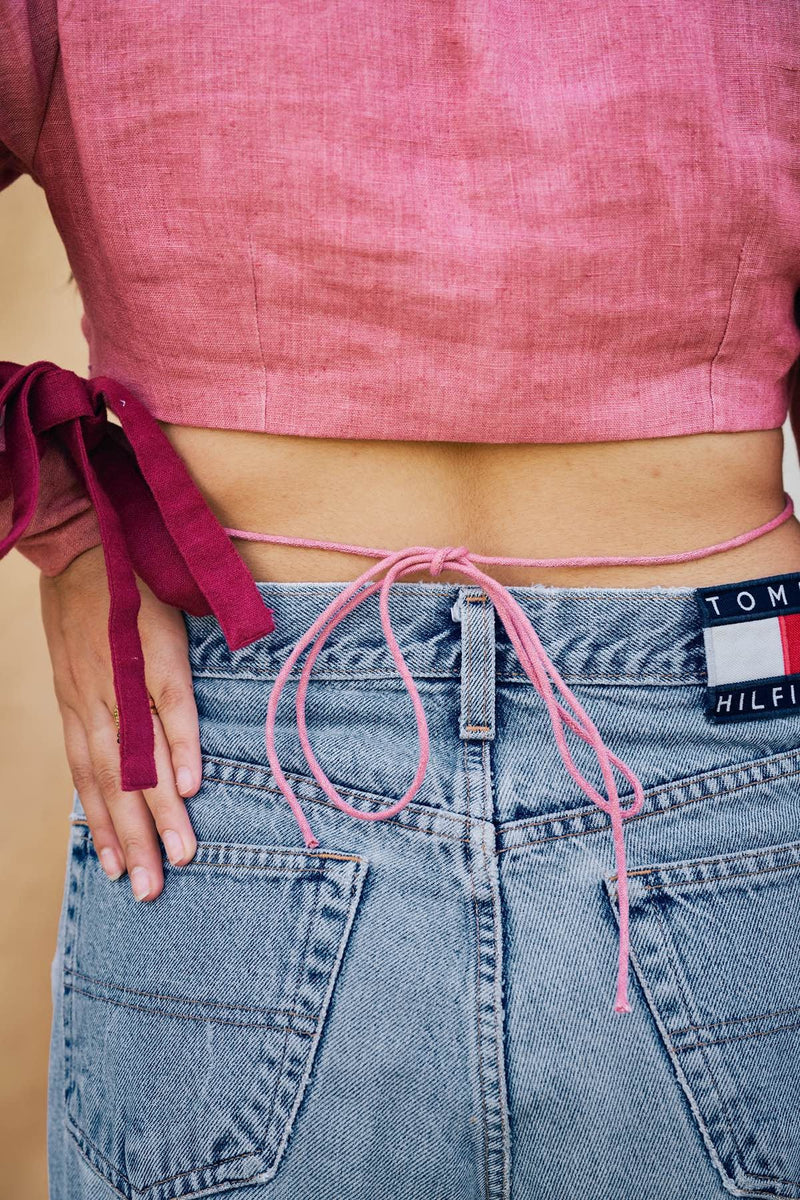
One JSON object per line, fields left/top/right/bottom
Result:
{"left": 703, "top": 617, "right": 784, "bottom": 686}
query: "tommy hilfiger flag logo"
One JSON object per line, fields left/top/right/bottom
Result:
{"left": 696, "top": 571, "right": 800, "bottom": 722}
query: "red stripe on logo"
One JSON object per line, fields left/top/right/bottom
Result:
{"left": 779, "top": 612, "right": 800, "bottom": 675}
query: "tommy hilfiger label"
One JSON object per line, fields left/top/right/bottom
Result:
{"left": 696, "top": 570, "right": 800, "bottom": 723}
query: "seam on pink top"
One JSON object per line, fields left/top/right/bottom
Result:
{"left": 224, "top": 496, "right": 795, "bottom": 1013}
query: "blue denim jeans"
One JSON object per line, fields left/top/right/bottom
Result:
{"left": 48, "top": 579, "right": 800, "bottom": 1199}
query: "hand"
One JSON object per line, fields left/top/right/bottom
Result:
{"left": 39, "top": 545, "right": 200, "bottom": 901}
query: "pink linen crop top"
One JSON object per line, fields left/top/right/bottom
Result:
{"left": 3, "top": 1, "right": 800, "bottom": 1012}
{"left": 2, "top": 4, "right": 800, "bottom": 503}
{"left": 2, "top": 0, "right": 799, "bottom": 444}
{"left": 2, "top": 0, "right": 800, "bottom": 578}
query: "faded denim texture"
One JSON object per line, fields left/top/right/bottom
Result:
{"left": 48, "top": 579, "right": 800, "bottom": 1199}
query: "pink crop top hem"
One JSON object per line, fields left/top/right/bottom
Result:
{"left": 0, "top": 0, "right": 798, "bottom": 451}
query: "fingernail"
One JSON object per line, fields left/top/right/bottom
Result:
{"left": 99, "top": 848, "right": 123, "bottom": 880}
{"left": 130, "top": 867, "right": 152, "bottom": 901}
{"left": 162, "top": 829, "right": 184, "bottom": 864}
{"left": 176, "top": 767, "right": 194, "bottom": 796}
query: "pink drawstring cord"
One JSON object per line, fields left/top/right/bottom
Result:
{"left": 225, "top": 493, "right": 794, "bottom": 1014}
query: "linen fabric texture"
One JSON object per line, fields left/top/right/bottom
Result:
{"left": 1, "top": 0, "right": 799, "bottom": 570}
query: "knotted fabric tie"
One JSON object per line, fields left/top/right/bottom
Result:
{"left": 0, "top": 361, "right": 275, "bottom": 790}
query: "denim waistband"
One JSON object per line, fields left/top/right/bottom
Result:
{"left": 185, "top": 579, "right": 707, "bottom": 686}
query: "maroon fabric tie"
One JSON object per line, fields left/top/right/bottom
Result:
{"left": 0, "top": 360, "right": 275, "bottom": 790}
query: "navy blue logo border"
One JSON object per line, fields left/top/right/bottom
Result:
{"left": 696, "top": 570, "right": 800, "bottom": 628}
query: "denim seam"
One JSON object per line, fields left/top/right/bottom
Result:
{"left": 71, "top": 815, "right": 376, "bottom": 855}
{"left": 191, "top": 670, "right": 459, "bottom": 687}
{"left": 501, "top": 671, "right": 698, "bottom": 684}
{"left": 199, "top": 755, "right": 463, "bottom": 813}
{"left": 677, "top": 1020, "right": 800, "bottom": 1054}
{"left": 628, "top": 841, "right": 800, "bottom": 880}
{"left": 191, "top": 667, "right": 699, "bottom": 684}
{"left": 260, "top": 872, "right": 324, "bottom": 1165}
{"left": 200, "top": 776, "right": 473, "bottom": 843}
{"left": 62, "top": 1138, "right": 130, "bottom": 1200}
{"left": 673, "top": 1003, "right": 800, "bottom": 1036}
{"left": 77, "top": 826, "right": 338, "bottom": 874}
{"left": 639, "top": 860, "right": 800, "bottom": 891}
{"left": 66, "top": 1121, "right": 261, "bottom": 1196}
{"left": 199, "top": 757, "right": 472, "bottom": 828}
{"left": 497, "top": 767, "right": 800, "bottom": 854}
{"left": 464, "top": 742, "right": 492, "bottom": 1200}
{"left": 189, "top": 836, "right": 361, "bottom": 864}
{"left": 482, "top": 738, "right": 511, "bottom": 1200}
{"left": 505, "top": 749, "right": 800, "bottom": 835}
{"left": 64, "top": 984, "right": 312, "bottom": 1036}
{"left": 651, "top": 903, "right": 757, "bottom": 1189}
{"left": 64, "top": 966, "right": 318, "bottom": 1024}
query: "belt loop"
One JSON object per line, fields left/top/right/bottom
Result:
{"left": 452, "top": 585, "right": 496, "bottom": 740}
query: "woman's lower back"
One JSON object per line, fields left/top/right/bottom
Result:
{"left": 160, "top": 423, "right": 800, "bottom": 587}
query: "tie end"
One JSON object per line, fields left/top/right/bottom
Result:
{"left": 120, "top": 765, "right": 158, "bottom": 793}
{"left": 614, "top": 968, "right": 632, "bottom": 1013}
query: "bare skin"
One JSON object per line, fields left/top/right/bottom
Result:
{"left": 41, "top": 426, "right": 800, "bottom": 904}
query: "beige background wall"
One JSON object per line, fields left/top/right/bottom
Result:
{"left": 2, "top": 175, "right": 800, "bottom": 1197}
{"left": 2, "top": 177, "right": 98, "bottom": 1198}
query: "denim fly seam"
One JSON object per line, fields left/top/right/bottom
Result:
{"left": 453, "top": 586, "right": 511, "bottom": 1200}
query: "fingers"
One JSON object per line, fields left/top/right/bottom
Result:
{"left": 62, "top": 706, "right": 125, "bottom": 881}
{"left": 82, "top": 698, "right": 168, "bottom": 901}
{"left": 65, "top": 698, "right": 198, "bottom": 902}
{"left": 149, "top": 664, "right": 202, "bottom": 801}
{"left": 140, "top": 711, "right": 198, "bottom": 871}
{"left": 43, "top": 561, "right": 203, "bottom": 904}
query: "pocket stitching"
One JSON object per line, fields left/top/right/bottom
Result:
{"left": 64, "top": 965, "right": 319, "bottom": 1024}
{"left": 259, "top": 871, "right": 325, "bottom": 1164}
{"left": 673, "top": 1003, "right": 800, "bottom": 1037}
{"left": 198, "top": 751, "right": 470, "bottom": 831}
{"left": 528, "top": 749, "right": 800, "bottom": 835}
{"left": 64, "top": 982, "right": 310, "bottom": 1037}
{"left": 677, "top": 1019, "right": 800, "bottom": 1054}
{"left": 622, "top": 840, "right": 800, "bottom": 889}
{"left": 63, "top": 839, "right": 366, "bottom": 1197}
{"left": 650, "top": 900, "right": 767, "bottom": 1191}
{"left": 638, "top": 860, "right": 800, "bottom": 891}
{"left": 627, "top": 863, "right": 800, "bottom": 1193}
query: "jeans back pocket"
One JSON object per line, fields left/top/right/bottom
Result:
{"left": 607, "top": 840, "right": 800, "bottom": 1199}
{"left": 63, "top": 825, "right": 367, "bottom": 1200}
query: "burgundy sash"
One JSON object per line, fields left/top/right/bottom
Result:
{"left": 0, "top": 361, "right": 274, "bottom": 790}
